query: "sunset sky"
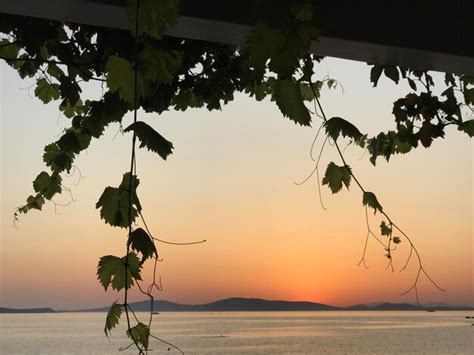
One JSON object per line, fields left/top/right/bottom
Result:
{"left": 1, "top": 57, "right": 472, "bottom": 310}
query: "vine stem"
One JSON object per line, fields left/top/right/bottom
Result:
{"left": 309, "top": 83, "right": 445, "bottom": 305}
{"left": 124, "top": 0, "right": 142, "bottom": 353}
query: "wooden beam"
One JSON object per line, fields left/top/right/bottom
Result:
{"left": 1, "top": 0, "right": 473, "bottom": 75}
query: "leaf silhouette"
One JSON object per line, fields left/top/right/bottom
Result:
{"left": 363, "top": 191, "right": 383, "bottom": 214}
{"left": 124, "top": 121, "right": 174, "bottom": 160}
{"left": 322, "top": 162, "right": 351, "bottom": 193}
{"left": 104, "top": 301, "right": 122, "bottom": 337}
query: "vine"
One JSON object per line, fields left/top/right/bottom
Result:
{"left": 1, "top": 0, "right": 473, "bottom": 353}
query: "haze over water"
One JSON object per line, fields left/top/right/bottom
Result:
{"left": 1, "top": 311, "right": 473, "bottom": 354}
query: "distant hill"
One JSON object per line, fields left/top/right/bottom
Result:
{"left": 77, "top": 298, "right": 473, "bottom": 313}
{"left": 3, "top": 298, "right": 473, "bottom": 313}
{"left": 80, "top": 297, "right": 337, "bottom": 312}
{"left": 0, "top": 307, "right": 55, "bottom": 314}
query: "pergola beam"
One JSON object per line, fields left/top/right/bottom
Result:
{"left": 1, "top": 0, "right": 473, "bottom": 75}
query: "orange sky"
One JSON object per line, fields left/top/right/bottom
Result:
{"left": 1, "top": 58, "right": 472, "bottom": 309}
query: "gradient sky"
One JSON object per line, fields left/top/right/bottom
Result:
{"left": 1, "top": 57, "right": 472, "bottom": 310}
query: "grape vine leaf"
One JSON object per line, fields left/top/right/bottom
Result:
{"left": 459, "top": 119, "right": 474, "bottom": 137}
{"left": 370, "top": 65, "right": 383, "bottom": 87}
{"left": 291, "top": 2, "right": 313, "bottom": 21}
{"left": 33, "top": 171, "right": 62, "bottom": 200}
{"left": 43, "top": 143, "right": 74, "bottom": 173}
{"left": 97, "top": 252, "right": 142, "bottom": 291}
{"left": 0, "top": 39, "right": 19, "bottom": 59}
{"left": 96, "top": 173, "right": 141, "bottom": 228}
{"left": 104, "top": 301, "right": 122, "bottom": 337}
{"left": 127, "top": 0, "right": 178, "bottom": 39}
{"left": 322, "top": 162, "right": 352, "bottom": 193}
{"left": 106, "top": 56, "right": 147, "bottom": 105}
{"left": 34, "top": 78, "right": 60, "bottom": 104}
{"left": 124, "top": 121, "right": 174, "bottom": 160}
{"left": 47, "top": 64, "right": 64, "bottom": 80}
{"left": 325, "top": 117, "right": 363, "bottom": 142}
{"left": 138, "top": 47, "right": 182, "bottom": 84}
{"left": 300, "top": 83, "right": 318, "bottom": 101}
{"left": 273, "top": 79, "right": 311, "bottom": 126}
{"left": 380, "top": 221, "right": 392, "bottom": 236}
{"left": 393, "top": 236, "right": 401, "bottom": 244}
{"left": 128, "top": 228, "right": 158, "bottom": 263}
{"left": 245, "top": 24, "right": 284, "bottom": 72}
{"left": 363, "top": 191, "right": 383, "bottom": 214}
{"left": 17, "top": 194, "right": 45, "bottom": 214}
{"left": 127, "top": 322, "right": 150, "bottom": 349}
{"left": 269, "top": 23, "right": 317, "bottom": 78}
{"left": 57, "top": 131, "right": 91, "bottom": 154}
{"left": 384, "top": 66, "right": 400, "bottom": 84}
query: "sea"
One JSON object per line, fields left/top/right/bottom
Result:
{"left": 0, "top": 311, "right": 473, "bottom": 354}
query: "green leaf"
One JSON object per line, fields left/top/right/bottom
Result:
{"left": 27, "top": 195, "right": 45, "bottom": 211}
{"left": 245, "top": 24, "right": 284, "bottom": 71}
{"left": 380, "top": 221, "right": 392, "bottom": 236}
{"left": 327, "top": 79, "right": 336, "bottom": 89}
{"left": 363, "top": 191, "right": 383, "bottom": 214}
{"left": 322, "top": 162, "right": 351, "bottom": 194}
{"left": 104, "top": 301, "right": 122, "bottom": 337}
{"left": 33, "top": 172, "right": 62, "bottom": 200}
{"left": 47, "top": 64, "right": 64, "bottom": 80}
{"left": 459, "top": 119, "right": 474, "bottom": 137}
{"left": 273, "top": 79, "right": 311, "bottom": 126}
{"left": 128, "top": 228, "right": 158, "bottom": 263}
{"left": 34, "top": 78, "right": 60, "bottom": 104}
{"left": 105, "top": 56, "right": 147, "bottom": 105}
{"left": 370, "top": 65, "right": 383, "bottom": 87}
{"left": 57, "top": 131, "right": 90, "bottom": 154}
{"left": 0, "top": 39, "right": 19, "bottom": 60}
{"left": 245, "top": 82, "right": 272, "bottom": 102}
{"left": 393, "top": 236, "right": 401, "bottom": 244}
{"left": 43, "top": 143, "right": 74, "bottom": 173}
{"left": 325, "top": 117, "right": 363, "bottom": 142}
{"left": 83, "top": 92, "right": 129, "bottom": 138}
{"left": 97, "top": 252, "right": 142, "bottom": 291}
{"left": 127, "top": 323, "right": 150, "bottom": 349}
{"left": 291, "top": 2, "right": 313, "bottom": 22}
{"left": 127, "top": 0, "right": 178, "bottom": 39}
{"left": 124, "top": 121, "right": 174, "bottom": 160}
{"left": 173, "top": 89, "right": 202, "bottom": 110}
{"left": 269, "top": 23, "right": 317, "bottom": 77}
{"left": 96, "top": 173, "right": 141, "bottom": 228}
{"left": 138, "top": 47, "right": 182, "bottom": 84}
{"left": 59, "top": 98, "right": 84, "bottom": 118}
{"left": 384, "top": 66, "right": 400, "bottom": 84}
{"left": 300, "top": 83, "right": 319, "bottom": 101}
{"left": 407, "top": 78, "right": 417, "bottom": 91}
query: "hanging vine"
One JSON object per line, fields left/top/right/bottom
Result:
{"left": 1, "top": 0, "right": 473, "bottom": 353}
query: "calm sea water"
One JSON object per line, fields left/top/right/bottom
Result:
{"left": 0, "top": 311, "right": 473, "bottom": 354}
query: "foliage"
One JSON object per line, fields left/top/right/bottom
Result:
{"left": 128, "top": 228, "right": 158, "bottom": 263}
{"left": 97, "top": 252, "right": 142, "bottom": 291}
{"left": 322, "top": 162, "right": 351, "bottom": 193}
{"left": 104, "top": 301, "right": 122, "bottom": 337}
{"left": 362, "top": 192, "right": 383, "bottom": 214}
{"left": 124, "top": 121, "right": 174, "bottom": 159}
{"left": 1, "top": 0, "right": 472, "bottom": 352}
{"left": 96, "top": 173, "right": 142, "bottom": 228}
{"left": 127, "top": 323, "right": 150, "bottom": 349}
{"left": 324, "top": 117, "right": 363, "bottom": 142}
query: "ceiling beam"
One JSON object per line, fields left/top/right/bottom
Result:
{"left": 1, "top": 0, "right": 473, "bottom": 75}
